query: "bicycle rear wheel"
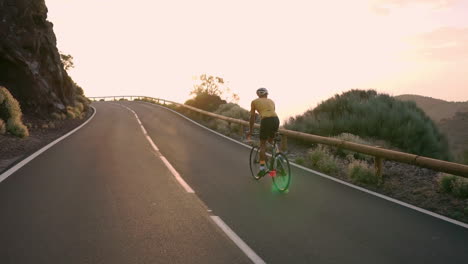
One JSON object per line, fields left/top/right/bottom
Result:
{"left": 272, "top": 153, "right": 291, "bottom": 192}
{"left": 249, "top": 146, "right": 262, "bottom": 180}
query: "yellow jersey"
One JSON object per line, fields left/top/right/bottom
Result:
{"left": 252, "top": 98, "right": 277, "bottom": 118}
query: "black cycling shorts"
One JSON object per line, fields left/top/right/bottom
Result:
{"left": 260, "top": 116, "right": 280, "bottom": 140}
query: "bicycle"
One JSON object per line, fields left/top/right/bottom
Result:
{"left": 249, "top": 132, "right": 291, "bottom": 192}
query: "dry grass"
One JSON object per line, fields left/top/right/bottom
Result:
{"left": 66, "top": 101, "right": 86, "bottom": 120}
{"left": 348, "top": 159, "right": 379, "bottom": 185}
{"left": 439, "top": 174, "right": 468, "bottom": 198}
{"left": 0, "top": 86, "right": 29, "bottom": 137}
{"left": 306, "top": 146, "right": 340, "bottom": 175}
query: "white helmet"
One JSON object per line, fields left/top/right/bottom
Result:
{"left": 256, "top": 87, "right": 268, "bottom": 96}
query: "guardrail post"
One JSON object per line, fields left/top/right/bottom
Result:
{"left": 239, "top": 124, "right": 244, "bottom": 137}
{"left": 281, "top": 135, "right": 288, "bottom": 152}
{"left": 375, "top": 156, "right": 383, "bottom": 183}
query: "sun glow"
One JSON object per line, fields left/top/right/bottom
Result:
{"left": 45, "top": 0, "right": 468, "bottom": 119}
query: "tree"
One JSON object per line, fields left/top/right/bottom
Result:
{"left": 190, "top": 74, "right": 239, "bottom": 103}
{"left": 60, "top": 53, "right": 74, "bottom": 71}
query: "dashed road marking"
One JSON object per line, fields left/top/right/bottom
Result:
{"left": 210, "top": 216, "right": 266, "bottom": 264}
{"left": 119, "top": 104, "right": 195, "bottom": 194}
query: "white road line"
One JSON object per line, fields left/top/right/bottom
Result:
{"left": 121, "top": 102, "right": 264, "bottom": 262}
{"left": 160, "top": 156, "right": 195, "bottom": 193}
{"left": 0, "top": 106, "right": 97, "bottom": 184}
{"left": 210, "top": 216, "right": 266, "bottom": 264}
{"left": 140, "top": 102, "right": 468, "bottom": 229}
{"left": 118, "top": 103, "right": 195, "bottom": 194}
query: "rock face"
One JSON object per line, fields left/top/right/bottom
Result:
{"left": 0, "top": 0, "right": 78, "bottom": 116}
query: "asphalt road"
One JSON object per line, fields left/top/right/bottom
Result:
{"left": 1, "top": 101, "right": 467, "bottom": 263}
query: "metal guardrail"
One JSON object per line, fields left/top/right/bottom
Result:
{"left": 89, "top": 96, "right": 468, "bottom": 178}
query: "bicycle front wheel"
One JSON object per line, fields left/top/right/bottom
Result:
{"left": 272, "top": 153, "right": 291, "bottom": 192}
{"left": 249, "top": 146, "right": 262, "bottom": 180}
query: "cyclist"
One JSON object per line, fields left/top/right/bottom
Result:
{"left": 247, "top": 88, "right": 280, "bottom": 177}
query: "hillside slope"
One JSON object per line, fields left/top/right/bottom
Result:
{"left": 395, "top": 95, "right": 468, "bottom": 122}
{"left": 396, "top": 94, "right": 468, "bottom": 164}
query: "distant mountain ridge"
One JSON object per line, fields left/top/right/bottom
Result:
{"left": 396, "top": 94, "right": 468, "bottom": 164}
{"left": 395, "top": 94, "right": 468, "bottom": 123}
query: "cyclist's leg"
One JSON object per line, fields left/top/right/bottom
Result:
{"left": 259, "top": 118, "right": 268, "bottom": 164}
{"left": 259, "top": 139, "right": 267, "bottom": 164}
{"left": 267, "top": 117, "right": 280, "bottom": 144}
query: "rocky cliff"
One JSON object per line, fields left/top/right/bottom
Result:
{"left": 0, "top": 0, "right": 81, "bottom": 117}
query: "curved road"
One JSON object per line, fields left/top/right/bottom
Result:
{"left": 0, "top": 101, "right": 467, "bottom": 263}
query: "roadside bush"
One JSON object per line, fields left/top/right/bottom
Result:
{"left": 66, "top": 106, "right": 80, "bottom": 119}
{"left": 332, "top": 133, "right": 374, "bottom": 161}
{"left": 306, "top": 146, "right": 339, "bottom": 174}
{"left": 0, "top": 86, "right": 29, "bottom": 137}
{"left": 453, "top": 180, "right": 468, "bottom": 198}
{"left": 208, "top": 103, "right": 250, "bottom": 136}
{"left": 348, "top": 159, "right": 378, "bottom": 185}
{"left": 284, "top": 89, "right": 451, "bottom": 160}
{"left": 185, "top": 93, "right": 226, "bottom": 112}
{"left": 51, "top": 112, "right": 66, "bottom": 120}
{"left": 295, "top": 157, "right": 305, "bottom": 165}
{"left": 439, "top": 174, "right": 468, "bottom": 198}
{"left": 440, "top": 174, "right": 456, "bottom": 193}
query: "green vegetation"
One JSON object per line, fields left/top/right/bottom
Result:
{"left": 285, "top": 89, "right": 451, "bottom": 160}
{"left": 348, "top": 159, "right": 378, "bottom": 185}
{"left": 60, "top": 52, "right": 74, "bottom": 71}
{"left": 306, "top": 146, "right": 339, "bottom": 175}
{"left": 185, "top": 74, "right": 239, "bottom": 112}
{"left": 439, "top": 174, "right": 468, "bottom": 198}
{"left": 332, "top": 133, "right": 374, "bottom": 161}
{"left": 208, "top": 103, "right": 249, "bottom": 135}
{"left": 0, "top": 86, "right": 29, "bottom": 137}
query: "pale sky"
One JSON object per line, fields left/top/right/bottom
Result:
{"left": 45, "top": 0, "right": 468, "bottom": 120}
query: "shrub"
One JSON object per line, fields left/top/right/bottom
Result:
{"left": 295, "top": 157, "right": 305, "bottom": 165}
{"left": 0, "top": 86, "right": 29, "bottom": 137}
{"left": 185, "top": 93, "right": 226, "bottom": 112}
{"left": 440, "top": 174, "right": 456, "bottom": 193}
{"left": 332, "top": 133, "right": 374, "bottom": 161}
{"left": 75, "top": 102, "right": 84, "bottom": 113}
{"left": 439, "top": 174, "right": 468, "bottom": 198}
{"left": 66, "top": 106, "right": 77, "bottom": 119}
{"left": 452, "top": 179, "right": 468, "bottom": 198}
{"left": 6, "top": 119, "right": 29, "bottom": 137}
{"left": 348, "top": 159, "right": 378, "bottom": 185}
{"left": 284, "top": 89, "right": 451, "bottom": 160}
{"left": 307, "top": 146, "right": 339, "bottom": 174}
{"left": 51, "top": 112, "right": 62, "bottom": 120}
{"left": 208, "top": 103, "right": 250, "bottom": 136}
